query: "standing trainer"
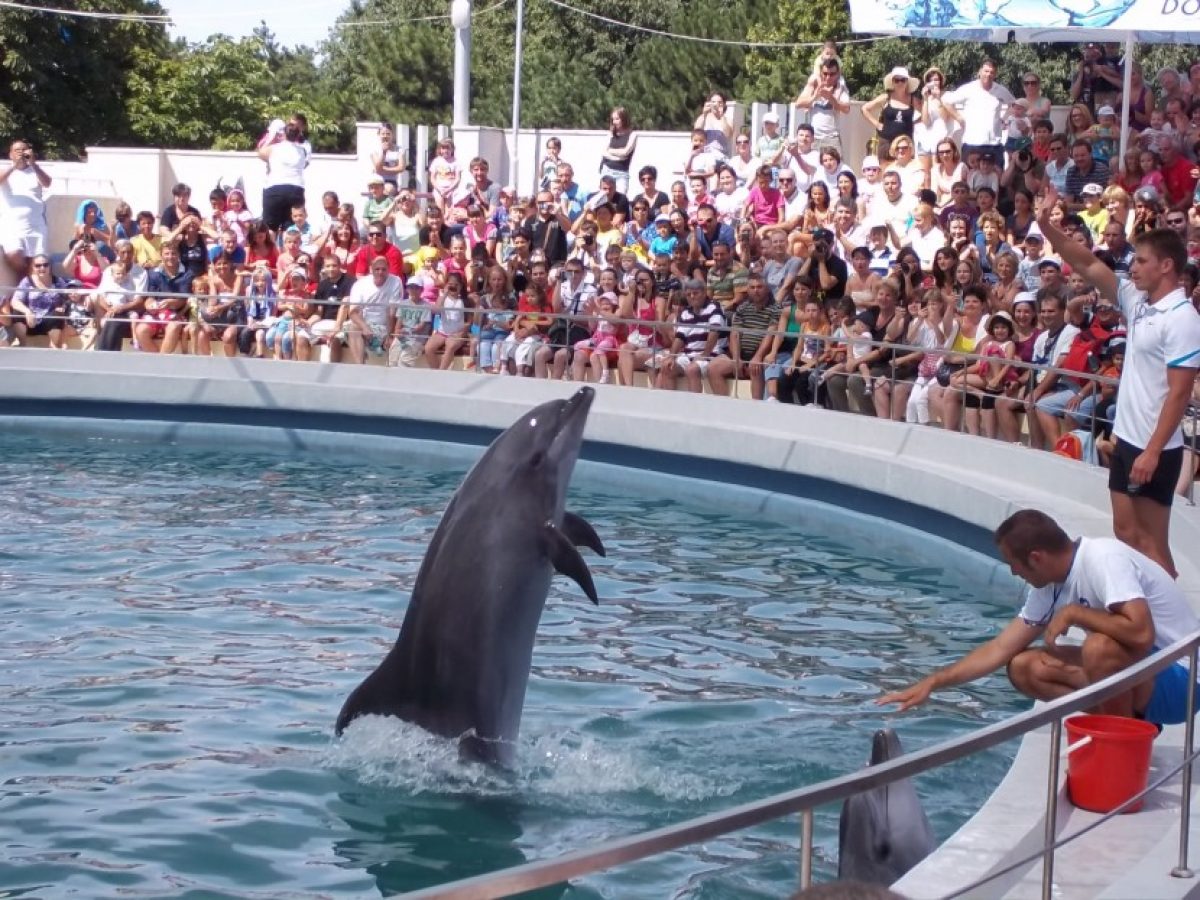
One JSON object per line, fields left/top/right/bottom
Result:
{"left": 1038, "top": 183, "right": 1200, "bottom": 578}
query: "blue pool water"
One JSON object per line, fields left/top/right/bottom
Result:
{"left": 0, "top": 430, "right": 1026, "bottom": 898}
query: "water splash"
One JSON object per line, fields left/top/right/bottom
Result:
{"left": 321, "top": 716, "right": 740, "bottom": 804}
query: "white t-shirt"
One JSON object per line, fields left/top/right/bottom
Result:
{"left": 1031, "top": 320, "right": 1081, "bottom": 387}
{"left": 782, "top": 187, "right": 808, "bottom": 222}
{"left": 349, "top": 273, "right": 403, "bottom": 329}
{"left": 713, "top": 188, "right": 747, "bottom": 225}
{"left": 1019, "top": 537, "right": 1198, "bottom": 659}
{"left": 265, "top": 141, "right": 308, "bottom": 189}
{"left": 0, "top": 166, "right": 48, "bottom": 233}
{"left": 942, "top": 79, "right": 1015, "bottom": 147}
{"left": 871, "top": 192, "right": 915, "bottom": 237}
{"left": 1114, "top": 279, "right": 1200, "bottom": 450}
{"left": 906, "top": 225, "right": 946, "bottom": 270}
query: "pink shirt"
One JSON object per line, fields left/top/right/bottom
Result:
{"left": 745, "top": 185, "right": 784, "bottom": 226}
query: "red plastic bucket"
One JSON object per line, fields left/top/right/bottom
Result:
{"left": 1064, "top": 714, "right": 1159, "bottom": 813}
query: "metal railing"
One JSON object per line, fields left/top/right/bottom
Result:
{"left": 401, "top": 632, "right": 1200, "bottom": 900}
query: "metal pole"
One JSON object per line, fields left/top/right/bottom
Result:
{"left": 451, "top": 0, "right": 472, "bottom": 128}
{"left": 509, "top": 0, "right": 525, "bottom": 191}
{"left": 1173, "top": 645, "right": 1198, "bottom": 878}
{"left": 1118, "top": 35, "right": 1135, "bottom": 166}
{"left": 1042, "top": 719, "right": 1063, "bottom": 900}
{"left": 800, "top": 808, "right": 813, "bottom": 890}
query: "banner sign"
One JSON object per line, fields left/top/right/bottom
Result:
{"left": 849, "top": 0, "right": 1200, "bottom": 40}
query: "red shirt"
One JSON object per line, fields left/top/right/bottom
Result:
{"left": 1161, "top": 155, "right": 1197, "bottom": 208}
{"left": 353, "top": 243, "right": 405, "bottom": 279}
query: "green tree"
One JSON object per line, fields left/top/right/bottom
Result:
{"left": 0, "top": 0, "right": 169, "bottom": 156}
{"left": 126, "top": 33, "right": 346, "bottom": 151}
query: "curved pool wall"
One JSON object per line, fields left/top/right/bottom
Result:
{"left": 2, "top": 348, "right": 1199, "bottom": 899}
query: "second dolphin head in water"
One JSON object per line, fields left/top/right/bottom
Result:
{"left": 837, "top": 727, "right": 935, "bottom": 886}
{"left": 335, "top": 387, "right": 605, "bottom": 768}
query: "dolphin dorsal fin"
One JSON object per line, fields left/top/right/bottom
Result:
{"left": 561, "top": 511, "right": 606, "bottom": 557}
{"left": 543, "top": 521, "right": 600, "bottom": 605}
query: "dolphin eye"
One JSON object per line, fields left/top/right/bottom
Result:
{"left": 528, "top": 451, "right": 545, "bottom": 468}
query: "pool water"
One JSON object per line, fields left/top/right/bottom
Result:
{"left": 0, "top": 431, "right": 1025, "bottom": 898}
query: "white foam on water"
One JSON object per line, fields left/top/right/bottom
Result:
{"left": 319, "top": 716, "right": 741, "bottom": 803}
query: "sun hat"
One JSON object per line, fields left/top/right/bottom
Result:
{"left": 885, "top": 67, "right": 919, "bottom": 93}
{"left": 987, "top": 310, "right": 1015, "bottom": 333}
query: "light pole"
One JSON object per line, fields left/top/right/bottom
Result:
{"left": 450, "top": 0, "right": 471, "bottom": 128}
{"left": 509, "top": 0, "right": 524, "bottom": 189}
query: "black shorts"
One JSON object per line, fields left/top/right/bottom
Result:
{"left": 1109, "top": 438, "right": 1184, "bottom": 507}
{"left": 964, "top": 388, "right": 1001, "bottom": 411}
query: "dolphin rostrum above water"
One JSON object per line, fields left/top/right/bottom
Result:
{"left": 335, "top": 387, "right": 605, "bottom": 767}
{"left": 837, "top": 727, "right": 935, "bottom": 886}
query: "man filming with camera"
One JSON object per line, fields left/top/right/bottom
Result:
{"left": 0, "top": 140, "right": 52, "bottom": 280}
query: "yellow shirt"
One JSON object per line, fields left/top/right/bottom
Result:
{"left": 131, "top": 233, "right": 162, "bottom": 269}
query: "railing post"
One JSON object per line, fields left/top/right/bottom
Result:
{"left": 800, "top": 808, "right": 813, "bottom": 890}
{"left": 1173, "top": 644, "right": 1198, "bottom": 879}
{"left": 1042, "top": 718, "right": 1063, "bottom": 900}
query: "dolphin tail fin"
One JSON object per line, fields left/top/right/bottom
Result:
{"left": 562, "top": 511, "right": 606, "bottom": 557}
{"left": 335, "top": 668, "right": 403, "bottom": 735}
{"left": 544, "top": 521, "right": 600, "bottom": 604}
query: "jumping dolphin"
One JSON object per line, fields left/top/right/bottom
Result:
{"left": 335, "top": 387, "right": 605, "bottom": 767}
{"left": 837, "top": 727, "right": 935, "bottom": 885}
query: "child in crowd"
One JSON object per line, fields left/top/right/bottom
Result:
{"left": 363, "top": 176, "right": 394, "bottom": 228}
{"left": 1138, "top": 149, "right": 1167, "bottom": 196}
{"left": 574, "top": 292, "right": 623, "bottom": 383}
{"left": 649, "top": 214, "right": 677, "bottom": 257}
{"left": 1078, "top": 184, "right": 1109, "bottom": 245}
{"left": 906, "top": 289, "right": 949, "bottom": 425}
{"left": 539, "top": 137, "right": 562, "bottom": 190}
{"left": 684, "top": 130, "right": 718, "bottom": 184}
{"left": 968, "top": 153, "right": 1000, "bottom": 197}
{"left": 242, "top": 265, "right": 277, "bottom": 359}
{"left": 202, "top": 188, "right": 227, "bottom": 242}
{"left": 867, "top": 224, "right": 893, "bottom": 276}
{"left": 223, "top": 189, "right": 254, "bottom": 246}
{"left": 823, "top": 311, "right": 873, "bottom": 392}
{"left": 1087, "top": 105, "right": 1119, "bottom": 164}
{"left": 756, "top": 113, "right": 788, "bottom": 179}
{"left": 1004, "top": 99, "right": 1032, "bottom": 155}
{"left": 429, "top": 137, "right": 461, "bottom": 205}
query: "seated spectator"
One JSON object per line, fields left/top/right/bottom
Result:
{"left": 932, "top": 285, "right": 990, "bottom": 430}
{"left": 355, "top": 223, "right": 405, "bottom": 278}
{"left": 772, "top": 278, "right": 830, "bottom": 404}
{"left": 711, "top": 167, "right": 747, "bottom": 226}
{"left": 424, "top": 271, "right": 472, "bottom": 370}
{"left": 657, "top": 278, "right": 727, "bottom": 392}
{"left": 159, "top": 182, "right": 201, "bottom": 239}
{"left": 616, "top": 270, "right": 668, "bottom": 386}
{"left": 195, "top": 254, "right": 244, "bottom": 357}
{"left": 237, "top": 265, "right": 276, "bottom": 358}
{"left": 299, "top": 255, "right": 354, "bottom": 362}
{"left": 946, "top": 310, "right": 1017, "bottom": 438}
{"left": 708, "top": 272, "right": 778, "bottom": 398}
{"left": 9, "top": 253, "right": 74, "bottom": 348}
{"left": 1027, "top": 291, "right": 1081, "bottom": 449}
{"left": 342, "top": 256, "right": 402, "bottom": 363}
{"left": 268, "top": 268, "right": 314, "bottom": 360}
{"left": 95, "top": 241, "right": 148, "bottom": 352}
{"left": 507, "top": 268, "right": 554, "bottom": 376}
{"left": 570, "top": 291, "right": 623, "bottom": 384}
{"left": 73, "top": 200, "right": 114, "bottom": 262}
{"left": 130, "top": 211, "right": 162, "bottom": 269}
{"left": 902, "top": 203, "right": 944, "bottom": 271}
{"left": 1064, "top": 139, "right": 1111, "bottom": 209}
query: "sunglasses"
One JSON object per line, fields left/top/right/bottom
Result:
{"left": 32, "top": 262, "right": 49, "bottom": 268}
{"left": 369, "top": 232, "right": 385, "bottom": 237}
{"left": 1024, "top": 80, "right": 1039, "bottom": 85}
{"left": 937, "top": 149, "right": 954, "bottom": 155}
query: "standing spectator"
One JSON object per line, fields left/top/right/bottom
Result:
{"left": 726, "top": 135, "right": 760, "bottom": 188}
{"left": 371, "top": 122, "right": 407, "bottom": 190}
{"left": 1039, "top": 184, "right": 1200, "bottom": 578}
{"left": 916, "top": 68, "right": 961, "bottom": 182}
{"left": 600, "top": 107, "right": 638, "bottom": 194}
{"left": 695, "top": 94, "right": 735, "bottom": 158}
{"left": 1070, "top": 42, "right": 1121, "bottom": 115}
{"left": 0, "top": 139, "right": 51, "bottom": 278}
{"left": 942, "top": 59, "right": 1014, "bottom": 163}
{"left": 795, "top": 56, "right": 850, "bottom": 152}
{"left": 861, "top": 67, "right": 918, "bottom": 163}
{"left": 257, "top": 120, "right": 308, "bottom": 232}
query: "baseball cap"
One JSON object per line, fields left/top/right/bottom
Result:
{"left": 811, "top": 227, "right": 834, "bottom": 242}
{"left": 762, "top": 111, "right": 780, "bottom": 125}
{"left": 861, "top": 155, "right": 880, "bottom": 171}
{"left": 1081, "top": 183, "right": 1104, "bottom": 197}
{"left": 1038, "top": 258, "right": 1062, "bottom": 270}
{"left": 1097, "top": 105, "right": 1116, "bottom": 117}
{"left": 654, "top": 213, "right": 670, "bottom": 224}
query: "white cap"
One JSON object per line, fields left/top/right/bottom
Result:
{"left": 1097, "top": 105, "right": 1116, "bottom": 117}
{"left": 762, "top": 111, "right": 780, "bottom": 125}
{"left": 861, "top": 155, "right": 881, "bottom": 170}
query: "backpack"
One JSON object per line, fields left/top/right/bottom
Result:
{"left": 1060, "top": 323, "right": 1109, "bottom": 387}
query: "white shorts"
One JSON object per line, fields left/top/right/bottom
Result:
{"left": 0, "top": 224, "right": 46, "bottom": 258}
{"left": 310, "top": 319, "right": 340, "bottom": 339}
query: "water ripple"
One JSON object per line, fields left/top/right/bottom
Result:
{"left": 0, "top": 430, "right": 1023, "bottom": 899}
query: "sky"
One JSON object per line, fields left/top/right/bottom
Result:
{"left": 161, "top": 0, "right": 352, "bottom": 49}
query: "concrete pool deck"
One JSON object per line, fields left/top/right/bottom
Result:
{"left": 1, "top": 347, "right": 1198, "bottom": 899}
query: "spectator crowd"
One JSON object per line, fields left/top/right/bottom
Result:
{"left": 1, "top": 48, "right": 1198, "bottom": 504}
